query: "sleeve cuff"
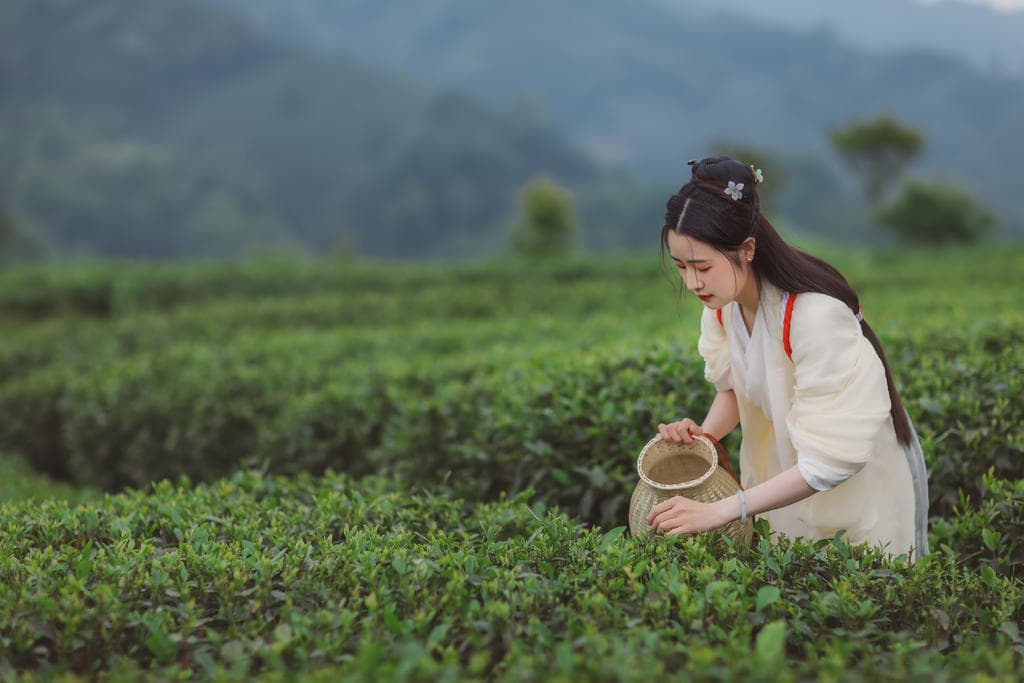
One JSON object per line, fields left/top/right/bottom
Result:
{"left": 797, "top": 456, "right": 861, "bottom": 491}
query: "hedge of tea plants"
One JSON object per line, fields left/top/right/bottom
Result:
{"left": 1, "top": 470, "right": 1022, "bottom": 681}
{"left": 0, "top": 291, "right": 1020, "bottom": 529}
{"left": 1, "top": 246, "right": 1022, "bottom": 678}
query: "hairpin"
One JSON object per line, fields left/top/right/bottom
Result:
{"left": 724, "top": 181, "right": 744, "bottom": 201}
{"left": 750, "top": 165, "right": 764, "bottom": 184}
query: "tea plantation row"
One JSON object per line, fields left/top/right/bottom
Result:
{"left": 2, "top": 320, "right": 1021, "bottom": 534}
{"left": 0, "top": 247, "right": 1020, "bottom": 321}
{"left": 2, "top": 246, "right": 1022, "bottom": 679}
{"left": 2, "top": 471, "right": 1022, "bottom": 681}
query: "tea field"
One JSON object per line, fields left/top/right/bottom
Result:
{"left": 1, "top": 245, "right": 1022, "bottom": 681}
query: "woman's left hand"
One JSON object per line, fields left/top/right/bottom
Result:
{"left": 647, "top": 496, "right": 730, "bottom": 536}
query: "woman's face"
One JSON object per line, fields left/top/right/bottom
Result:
{"left": 665, "top": 230, "right": 754, "bottom": 309}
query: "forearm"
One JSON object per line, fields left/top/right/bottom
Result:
{"left": 711, "top": 464, "right": 816, "bottom": 524}
{"left": 700, "top": 389, "right": 740, "bottom": 440}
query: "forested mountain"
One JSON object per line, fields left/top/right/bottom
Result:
{"left": 210, "top": 0, "right": 1024, "bottom": 237}
{"left": 6, "top": 0, "right": 1024, "bottom": 263}
{"left": 0, "top": 0, "right": 613, "bottom": 261}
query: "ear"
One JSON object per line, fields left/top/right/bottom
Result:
{"left": 740, "top": 237, "right": 756, "bottom": 263}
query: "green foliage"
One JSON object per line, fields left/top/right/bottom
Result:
{"left": 930, "top": 472, "right": 1024, "bottom": 579}
{"left": 830, "top": 115, "right": 926, "bottom": 205}
{"left": 1, "top": 470, "right": 1022, "bottom": 680}
{"left": 1, "top": 246, "right": 1023, "bottom": 679}
{"left": 0, "top": 248, "right": 1022, "bottom": 533}
{"left": 508, "top": 176, "right": 579, "bottom": 260}
{"left": 875, "top": 179, "right": 998, "bottom": 245}
{"left": 0, "top": 454, "right": 98, "bottom": 505}
{"left": 13, "top": 139, "right": 294, "bottom": 259}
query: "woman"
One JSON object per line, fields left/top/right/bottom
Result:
{"left": 646, "top": 156, "right": 929, "bottom": 559}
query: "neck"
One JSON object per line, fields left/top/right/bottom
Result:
{"left": 736, "top": 270, "right": 761, "bottom": 318}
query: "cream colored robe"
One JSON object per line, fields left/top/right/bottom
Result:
{"left": 697, "top": 281, "right": 929, "bottom": 559}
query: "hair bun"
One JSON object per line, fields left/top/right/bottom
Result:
{"left": 690, "top": 156, "right": 756, "bottom": 189}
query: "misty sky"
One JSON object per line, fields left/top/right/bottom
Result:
{"left": 923, "top": 0, "right": 1024, "bottom": 10}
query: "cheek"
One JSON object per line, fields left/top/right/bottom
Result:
{"left": 714, "top": 267, "right": 738, "bottom": 292}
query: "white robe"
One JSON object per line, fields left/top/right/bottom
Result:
{"left": 697, "top": 281, "right": 929, "bottom": 559}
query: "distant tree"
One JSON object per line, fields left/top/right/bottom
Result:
{"left": 0, "top": 201, "right": 13, "bottom": 248}
{"left": 509, "top": 176, "right": 578, "bottom": 259}
{"left": 712, "top": 142, "right": 785, "bottom": 214}
{"left": 875, "top": 178, "right": 997, "bottom": 245}
{"left": 829, "top": 115, "right": 925, "bottom": 205}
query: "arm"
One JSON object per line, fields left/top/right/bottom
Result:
{"left": 701, "top": 389, "right": 739, "bottom": 440}
{"left": 658, "top": 389, "right": 739, "bottom": 444}
{"left": 708, "top": 465, "right": 815, "bottom": 527}
{"left": 648, "top": 464, "right": 816, "bottom": 535}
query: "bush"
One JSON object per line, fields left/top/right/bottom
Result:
{"left": 875, "top": 179, "right": 998, "bottom": 245}
{"left": 508, "top": 176, "right": 579, "bottom": 259}
{"left": 1, "top": 471, "right": 1022, "bottom": 680}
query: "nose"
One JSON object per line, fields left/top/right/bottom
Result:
{"left": 681, "top": 268, "right": 703, "bottom": 292}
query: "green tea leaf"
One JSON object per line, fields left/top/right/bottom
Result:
{"left": 756, "top": 586, "right": 781, "bottom": 612}
{"left": 598, "top": 526, "right": 626, "bottom": 553}
{"left": 754, "top": 620, "right": 787, "bottom": 664}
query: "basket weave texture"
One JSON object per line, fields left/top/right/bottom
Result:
{"left": 628, "top": 434, "right": 753, "bottom": 543}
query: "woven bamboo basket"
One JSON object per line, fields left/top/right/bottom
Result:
{"left": 628, "top": 433, "right": 753, "bottom": 543}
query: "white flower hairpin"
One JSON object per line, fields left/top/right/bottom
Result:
{"left": 724, "top": 180, "right": 744, "bottom": 201}
{"left": 751, "top": 166, "right": 764, "bottom": 184}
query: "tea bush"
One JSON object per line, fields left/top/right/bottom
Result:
{"left": 1, "top": 246, "right": 1023, "bottom": 680}
{"left": 1, "top": 324, "right": 1020, "bottom": 528}
{"left": 0, "top": 455, "right": 98, "bottom": 506}
{"left": 0, "top": 251, "right": 1018, "bottom": 516}
{"left": 1, "top": 470, "right": 1021, "bottom": 681}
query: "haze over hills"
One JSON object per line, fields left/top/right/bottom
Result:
{"left": 675, "top": 0, "right": 1024, "bottom": 75}
{"left": 211, "top": 0, "right": 1024, "bottom": 238}
{"left": 4, "top": 0, "right": 1024, "bottom": 264}
{"left": 0, "top": 0, "right": 622, "bottom": 261}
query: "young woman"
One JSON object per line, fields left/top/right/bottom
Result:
{"left": 646, "top": 156, "right": 929, "bottom": 559}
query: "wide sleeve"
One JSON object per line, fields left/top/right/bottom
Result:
{"left": 785, "top": 294, "right": 891, "bottom": 491}
{"left": 697, "top": 306, "right": 733, "bottom": 392}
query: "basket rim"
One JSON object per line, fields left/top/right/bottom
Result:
{"left": 635, "top": 433, "right": 718, "bottom": 491}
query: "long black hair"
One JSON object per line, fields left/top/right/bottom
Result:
{"left": 661, "top": 156, "right": 912, "bottom": 447}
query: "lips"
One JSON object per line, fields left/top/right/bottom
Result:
{"left": 698, "top": 295, "right": 713, "bottom": 302}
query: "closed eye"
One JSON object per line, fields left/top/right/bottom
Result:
{"left": 675, "top": 263, "right": 711, "bottom": 273}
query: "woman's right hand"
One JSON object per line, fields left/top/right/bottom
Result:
{"left": 657, "top": 418, "right": 704, "bottom": 445}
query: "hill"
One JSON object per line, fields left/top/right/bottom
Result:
{"left": 0, "top": 0, "right": 608, "bottom": 260}
{"left": 209, "top": 0, "right": 1024, "bottom": 237}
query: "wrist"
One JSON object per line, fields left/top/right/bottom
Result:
{"left": 712, "top": 496, "right": 742, "bottom": 526}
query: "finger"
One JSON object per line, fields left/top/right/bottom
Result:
{"left": 654, "top": 513, "right": 686, "bottom": 534}
{"left": 679, "top": 425, "right": 694, "bottom": 444}
{"left": 651, "top": 507, "right": 686, "bottom": 531}
{"left": 648, "top": 504, "right": 670, "bottom": 526}
{"left": 648, "top": 499, "right": 671, "bottom": 521}
{"left": 649, "top": 496, "right": 682, "bottom": 523}
{"left": 648, "top": 506, "right": 675, "bottom": 528}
